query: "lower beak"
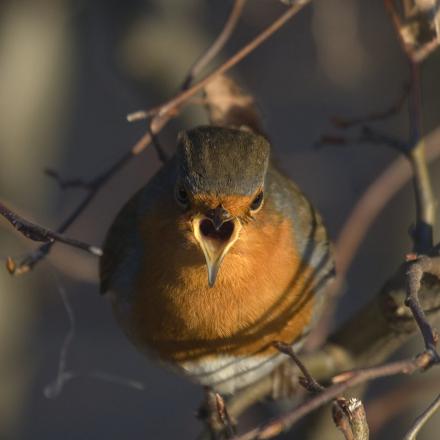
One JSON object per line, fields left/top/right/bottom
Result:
{"left": 193, "top": 216, "right": 242, "bottom": 287}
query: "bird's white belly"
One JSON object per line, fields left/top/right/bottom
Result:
{"left": 172, "top": 339, "right": 304, "bottom": 394}
{"left": 176, "top": 354, "right": 285, "bottom": 394}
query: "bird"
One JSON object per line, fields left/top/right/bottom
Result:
{"left": 99, "top": 125, "right": 334, "bottom": 396}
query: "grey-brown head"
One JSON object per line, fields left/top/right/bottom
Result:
{"left": 174, "top": 126, "right": 271, "bottom": 286}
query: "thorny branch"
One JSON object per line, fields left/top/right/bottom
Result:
{"left": 1, "top": 0, "right": 311, "bottom": 276}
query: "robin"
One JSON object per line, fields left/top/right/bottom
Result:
{"left": 100, "top": 125, "right": 334, "bottom": 395}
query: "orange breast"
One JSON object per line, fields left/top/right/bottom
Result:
{"left": 127, "top": 206, "right": 316, "bottom": 363}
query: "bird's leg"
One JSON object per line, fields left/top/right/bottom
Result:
{"left": 197, "top": 387, "right": 236, "bottom": 439}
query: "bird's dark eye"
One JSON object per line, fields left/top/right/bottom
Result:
{"left": 175, "top": 185, "right": 189, "bottom": 208}
{"left": 250, "top": 191, "right": 264, "bottom": 211}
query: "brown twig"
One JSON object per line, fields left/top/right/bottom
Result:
{"left": 332, "top": 397, "right": 370, "bottom": 440}
{"left": 383, "top": 0, "right": 440, "bottom": 63}
{"left": 365, "top": 374, "right": 440, "bottom": 434}
{"left": 44, "top": 168, "right": 93, "bottom": 190}
{"left": 126, "top": 1, "right": 311, "bottom": 123}
{"left": 310, "top": 38, "right": 436, "bottom": 350}
{"left": 330, "top": 82, "right": 410, "bottom": 129}
{"left": 275, "top": 341, "right": 369, "bottom": 439}
{"left": 405, "top": 254, "right": 440, "bottom": 360}
{"left": 0, "top": 201, "right": 102, "bottom": 274}
{"left": 403, "top": 393, "right": 440, "bottom": 440}
{"left": 232, "top": 352, "right": 434, "bottom": 440}
{"left": 8, "top": 0, "right": 311, "bottom": 275}
{"left": 215, "top": 393, "right": 236, "bottom": 439}
{"left": 180, "top": 0, "right": 247, "bottom": 91}
{"left": 317, "top": 125, "right": 410, "bottom": 154}
{"left": 273, "top": 341, "right": 324, "bottom": 393}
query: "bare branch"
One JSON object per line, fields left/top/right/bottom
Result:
{"left": 0, "top": 201, "right": 102, "bottom": 274}
{"left": 384, "top": 0, "right": 440, "bottom": 62}
{"left": 273, "top": 341, "right": 324, "bottom": 393}
{"left": 44, "top": 168, "right": 93, "bottom": 190}
{"left": 405, "top": 254, "right": 440, "bottom": 360}
{"left": 180, "top": 0, "right": 247, "bottom": 91}
{"left": 232, "top": 353, "right": 434, "bottom": 440}
{"left": 126, "top": 1, "right": 311, "bottom": 123}
{"left": 332, "top": 397, "right": 370, "bottom": 440}
{"left": 403, "top": 393, "right": 440, "bottom": 440}
{"left": 8, "top": 1, "right": 311, "bottom": 275}
{"left": 330, "top": 82, "right": 410, "bottom": 129}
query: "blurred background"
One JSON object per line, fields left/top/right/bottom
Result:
{"left": 0, "top": 0, "right": 439, "bottom": 438}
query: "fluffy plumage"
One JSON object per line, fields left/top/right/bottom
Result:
{"left": 100, "top": 126, "right": 334, "bottom": 393}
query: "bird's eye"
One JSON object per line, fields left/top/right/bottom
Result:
{"left": 250, "top": 191, "right": 264, "bottom": 212}
{"left": 175, "top": 185, "right": 189, "bottom": 208}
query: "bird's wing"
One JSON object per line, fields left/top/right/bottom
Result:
{"left": 267, "top": 163, "right": 335, "bottom": 286}
{"left": 99, "top": 189, "right": 143, "bottom": 295}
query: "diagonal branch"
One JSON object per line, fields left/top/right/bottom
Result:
{"left": 403, "top": 393, "right": 440, "bottom": 440}
{"left": 180, "top": 0, "right": 247, "bottom": 91}
{"left": 126, "top": 1, "right": 311, "bottom": 122}
{"left": 0, "top": 201, "right": 102, "bottom": 274}
{"left": 232, "top": 353, "right": 434, "bottom": 440}
{"left": 7, "top": 0, "right": 311, "bottom": 276}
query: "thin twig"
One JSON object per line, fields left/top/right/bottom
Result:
{"left": 148, "top": 119, "right": 169, "bottom": 163}
{"left": 317, "top": 125, "right": 409, "bottom": 154}
{"left": 275, "top": 342, "right": 369, "bottom": 439}
{"left": 232, "top": 352, "right": 434, "bottom": 440}
{"left": 330, "top": 82, "right": 410, "bottom": 129}
{"left": 43, "top": 278, "right": 77, "bottom": 399}
{"left": 126, "top": 1, "right": 311, "bottom": 122}
{"left": 9, "top": 0, "right": 311, "bottom": 275}
{"left": 403, "top": 393, "right": 440, "bottom": 440}
{"left": 180, "top": 0, "right": 247, "bottom": 91}
{"left": 44, "top": 168, "right": 93, "bottom": 190}
{"left": 0, "top": 201, "right": 102, "bottom": 274}
{"left": 273, "top": 341, "right": 324, "bottom": 393}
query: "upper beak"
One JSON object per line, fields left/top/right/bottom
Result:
{"left": 193, "top": 208, "right": 242, "bottom": 287}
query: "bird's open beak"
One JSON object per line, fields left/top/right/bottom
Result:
{"left": 193, "top": 208, "right": 242, "bottom": 287}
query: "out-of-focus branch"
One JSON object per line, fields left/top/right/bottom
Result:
{"left": 126, "top": 1, "right": 311, "bottom": 123}
{"left": 0, "top": 201, "right": 102, "bottom": 274}
{"left": 403, "top": 393, "right": 440, "bottom": 440}
{"left": 5, "top": 0, "right": 311, "bottom": 276}
{"left": 180, "top": 0, "right": 247, "bottom": 91}
{"left": 330, "top": 83, "right": 410, "bottom": 129}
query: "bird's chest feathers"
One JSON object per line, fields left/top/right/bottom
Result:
{"left": 125, "top": 210, "right": 315, "bottom": 360}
